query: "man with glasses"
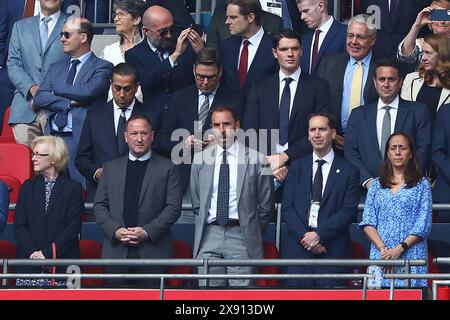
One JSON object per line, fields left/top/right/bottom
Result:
{"left": 316, "top": 14, "right": 379, "bottom": 154}
{"left": 6, "top": 0, "right": 70, "bottom": 147}
{"left": 125, "top": 5, "right": 204, "bottom": 135}
{"left": 156, "top": 47, "right": 243, "bottom": 189}
{"left": 34, "top": 18, "right": 113, "bottom": 187}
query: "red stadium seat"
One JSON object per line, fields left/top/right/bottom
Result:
{"left": 0, "top": 240, "right": 17, "bottom": 286}
{"left": 1, "top": 107, "right": 13, "bottom": 138}
{"left": 0, "top": 136, "right": 16, "bottom": 144}
{"left": 168, "top": 240, "right": 193, "bottom": 287}
{"left": 79, "top": 239, "right": 104, "bottom": 287}
{"left": 0, "top": 175, "right": 21, "bottom": 223}
{"left": 256, "top": 240, "right": 280, "bottom": 287}
{"left": 0, "top": 143, "right": 33, "bottom": 184}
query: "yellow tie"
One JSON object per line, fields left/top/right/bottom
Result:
{"left": 349, "top": 60, "right": 363, "bottom": 115}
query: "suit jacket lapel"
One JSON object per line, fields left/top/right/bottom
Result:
{"left": 138, "top": 156, "right": 155, "bottom": 208}
{"left": 247, "top": 34, "right": 269, "bottom": 81}
{"left": 439, "top": 88, "right": 450, "bottom": 110}
{"left": 105, "top": 103, "right": 119, "bottom": 156}
{"left": 116, "top": 156, "right": 128, "bottom": 215}
{"left": 202, "top": 146, "right": 216, "bottom": 222}
{"left": 289, "top": 73, "right": 305, "bottom": 123}
{"left": 235, "top": 144, "right": 248, "bottom": 205}
{"left": 74, "top": 53, "right": 96, "bottom": 84}
{"left": 394, "top": 99, "right": 408, "bottom": 132}
{"left": 316, "top": 20, "right": 338, "bottom": 64}
{"left": 367, "top": 103, "right": 382, "bottom": 159}
{"left": 43, "top": 14, "right": 66, "bottom": 54}
{"left": 364, "top": 59, "right": 376, "bottom": 100}
{"left": 321, "top": 157, "right": 339, "bottom": 205}
{"left": 31, "top": 16, "right": 42, "bottom": 53}
{"left": 301, "top": 156, "right": 313, "bottom": 225}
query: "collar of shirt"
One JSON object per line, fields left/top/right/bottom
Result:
{"left": 317, "top": 15, "right": 333, "bottom": 34}
{"left": 377, "top": 95, "right": 399, "bottom": 111}
{"left": 216, "top": 141, "right": 239, "bottom": 160}
{"left": 198, "top": 87, "right": 218, "bottom": 99}
{"left": 312, "top": 149, "right": 335, "bottom": 166}
{"left": 70, "top": 51, "right": 92, "bottom": 68}
{"left": 278, "top": 67, "right": 301, "bottom": 84}
{"left": 129, "top": 150, "right": 152, "bottom": 161}
{"left": 242, "top": 26, "right": 264, "bottom": 48}
{"left": 113, "top": 98, "right": 136, "bottom": 112}
{"left": 349, "top": 50, "right": 372, "bottom": 67}
{"left": 147, "top": 38, "right": 168, "bottom": 56}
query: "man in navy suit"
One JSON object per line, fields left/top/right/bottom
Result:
{"left": 157, "top": 47, "right": 242, "bottom": 187}
{"left": 345, "top": 58, "right": 431, "bottom": 194}
{"left": 34, "top": 18, "right": 113, "bottom": 187}
{"left": 297, "top": 0, "right": 347, "bottom": 74}
{"left": 220, "top": 0, "right": 278, "bottom": 103}
{"left": 76, "top": 63, "right": 147, "bottom": 202}
{"left": 282, "top": 112, "right": 359, "bottom": 287}
{"left": 125, "top": 5, "right": 203, "bottom": 135}
{"left": 243, "top": 28, "right": 330, "bottom": 183}
{"left": 432, "top": 103, "right": 450, "bottom": 222}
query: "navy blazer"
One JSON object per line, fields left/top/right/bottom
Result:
{"left": 432, "top": 104, "right": 450, "bottom": 202}
{"left": 315, "top": 52, "right": 379, "bottom": 134}
{"left": 281, "top": 153, "right": 359, "bottom": 272}
{"left": 300, "top": 19, "right": 347, "bottom": 74}
{"left": 220, "top": 32, "right": 278, "bottom": 102}
{"left": 345, "top": 98, "right": 431, "bottom": 186}
{"left": 75, "top": 100, "right": 147, "bottom": 202}
{"left": 243, "top": 71, "right": 330, "bottom": 161}
{"left": 156, "top": 83, "right": 243, "bottom": 157}
{"left": 125, "top": 39, "right": 195, "bottom": 132}
{"left": 13, "top": 174, "right": 83, "bottom": 263}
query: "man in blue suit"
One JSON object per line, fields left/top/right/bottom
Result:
{"left": 297, "top": 0, "right": 346, "bottom": 74}
{"left": 34, "top": 18, "right": 113, "bottom": 187}
{"left": 125, "top": 5, "right": 203, "bottom": 134}
{"left": 220, "top": 0, "right": 278, "bottom": 103}
{"left": 345, "top": 58, "right": 431, "bottom": 193}
{"left": 282, "top": 112, "right": 359, "bottom": 287}
{"left": 243, "top": 28, "right": 330, "bottom": 183}
{"left": 432, "top": 103, "right": 450, "bottom": 222}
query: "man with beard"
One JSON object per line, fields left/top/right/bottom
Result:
{"left": 125, "top": 5, "right": 204, "bottom": 133}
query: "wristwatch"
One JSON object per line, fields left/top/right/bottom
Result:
{"left": 400, "top": 241, "right": 409, "bottom": 251}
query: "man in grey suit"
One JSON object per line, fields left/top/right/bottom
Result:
{"left": 7, "top": 0, "right": 68, "bottom": 146}
{"left": 190, "top": 105, "right": 274, "bottom": 287}
{"left": 94, "top": 114, "right": 183, "bottom": 288}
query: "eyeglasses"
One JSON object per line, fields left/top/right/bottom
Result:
{"left": 346, "top": 33, "right": 372, "bottom": 40}
{"left": 32, "top": 151, "right": 49, "bottom": 158}
{"left": 112, "top": 11, "right": 129, "bottom": 19}
{"left": 143, "top": 25, "right": 173, "bottom": 38}
{"left": 60, "top": 31, "right": 84, "bottom": 39}
{"left": 194, "top": 73, "right": 219, "bottom": 82}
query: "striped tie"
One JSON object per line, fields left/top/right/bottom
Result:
{"left": 198, "top": 93, "right": 210, "bottom": 131}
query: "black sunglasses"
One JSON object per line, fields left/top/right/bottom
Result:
{"left": 60, "top": 31, "right": 85, "bottom": 39}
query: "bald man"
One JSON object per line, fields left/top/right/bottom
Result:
{"left": 125, "top": 5, "right": 204, "bottom": 134}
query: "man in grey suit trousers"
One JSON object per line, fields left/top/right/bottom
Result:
{"left": 7, "top": 0, "right": 68, "bottom": 146}
{"left": 94, "top": 115, "right": 183, "bottom": 288}
{"left": 190, "top": 105, "right": 274, "bottom": 287}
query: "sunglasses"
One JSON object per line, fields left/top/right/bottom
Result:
{"left": 60, "top": 31, "right": 85, "bottom": 39}
{"left": 144, "top": 26, "right": 173, "bottom": 38}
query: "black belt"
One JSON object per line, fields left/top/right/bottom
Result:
{"left": 210, "top": 219, "right": 240, "bottom": 227}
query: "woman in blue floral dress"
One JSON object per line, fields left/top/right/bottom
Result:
{"left": 359, "top": 132, "right": 432, "bottom": 287}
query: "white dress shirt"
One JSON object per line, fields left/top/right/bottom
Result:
{"left": 39, "top": 10, "right": 61, "bottom": 40}
{"left": 207, "top": 142, "right": 239, "bottom": 223}
{"left": 237, "top": 27, "right": 265, "bottom": 71}
{"left": 376, "top": 96, "right": 399, "bottom": 150}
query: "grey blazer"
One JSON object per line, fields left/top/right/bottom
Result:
{"left": 190, "top": 143, "right": 275, "bottom": 259}
{"left": 93, "top": 153, "right": 183, "bottom": 259}
{"left": 7, "top": 13, "right": 68, "bottom": 124}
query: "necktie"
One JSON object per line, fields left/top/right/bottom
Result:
{"left": 216, "top": 150, "right": 229, "bottom": 226}
{"left": 117, "top": 107, "right": 128, "bottom": 155}
{"left": 310, "top": 29, "right": 321, "bottom": 74}
{"left": 380, "top": 106, "right": 392, "bottom": 159}
{"left": 40, "top": 16, "right": 51, "bottom": 52}
{"left": 54, "top": 59, "right": 80, "bottom": 130}
{"left": 312, "top": 159, "right": 326, "bottom": 203}
{"left": 238, "top": 40, "right": 250, "bottom": 89}
{"left": 279, "top": 77, "right": 293, "bottom": 145}
{"left": 155, "top": 49, "right": 164, "bottom": 61}
{"left": 349, "top": 60, "right": 363, "bottom": 116}
{"left": 23, "top": 0, "right": 36, "bottom": 18}
{"left": 198, "top": 93, "right": 210, "bottom": 131}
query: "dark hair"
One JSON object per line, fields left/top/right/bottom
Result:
{"left": 209, "top": 105, "right": 240, "bottom": 122}
{"left": 308, "top": 112, "right": 336, "bottom": 130}
{"left": 227, "top": 0, "right": 262, "bottom": 25}
{"left": 273, "top": 28, "right": 302, "bottom": 48}
{"left": 112, "top": 62, "right": 139, "bottom": 83}
{"left": 374, "top": 58, "right": 403, "bottom": 79}
{"left": 126, "top": 114, "right": 152, "bottom": 131}
{"left": 79, "top": 19, "right": 94, "bottom": 45}
{"left": 195, "top": 48, "right": 222, "bottom": 68}
{"left": 379, "top": 132, "right": 422, "bottom": 189}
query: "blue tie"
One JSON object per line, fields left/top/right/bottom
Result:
{"left": 216, "top": 150, "right": 229, "bottom": 226}
{"left": 54, "top": 59, "right": 80, "bottom": 130}
{"left": 279, "top": 77, "right": 293, "bottom": 145}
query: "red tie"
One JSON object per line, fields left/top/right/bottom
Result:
{"left": 238, "top": 40, "right": 250, "bottom": 89}
{"left": 310, "top": 29, "right": 321, "bottom": 74}
{"left": 23, "top": 0, "right": 36, "bottom": 18}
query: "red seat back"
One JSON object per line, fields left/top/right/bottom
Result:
{"left": 79, "top": 239, "right": 104, "bottom": 287}
{"left": 256, "top": 240, "right": 280, "bottom": 287}
{"left": 0, "top": 175, "right": 22, "bottom": 222}
{"left": 0, "top": 143, "right": 33, "bottom": 184}
{"left": 1, "top": 107, "right": 13, "bottom": 138}
{"left": 168, "top": 240, "right": 193, "bottom": 287}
